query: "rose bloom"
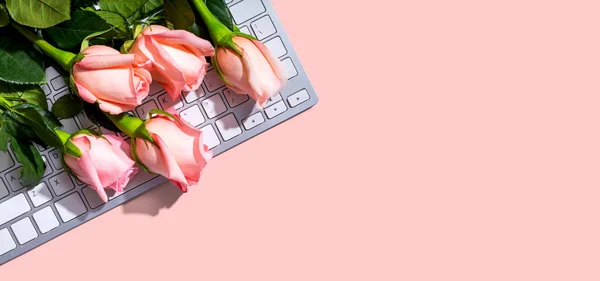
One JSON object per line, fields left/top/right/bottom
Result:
{"left": 130, "top": 25, "right": 215, "bottom": 99}
{"left": 214, "top": 35, "right": 287, "bottom": 105}
{"left": 72, "top": 45, "right": 152, "bottom": 114}
{"left": 134, "top": 111, "right": 212, "bottom": 192}
{"left": 64, "top": 134, "right": 138, "bottom": 203}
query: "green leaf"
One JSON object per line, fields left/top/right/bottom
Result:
{"left": 46, "top": 10, "right": 112, "bottom": 50}
{"left": 0, "top": 127, "right": 8, "bottom": 152}
{"left": 205, "top": 0, "right": 234, "bottom": 30}
{"left": 9, "top": 135, "right": 45, "bottom": 188}
{"left": 0, "top": 81, "right": 47, "bottom": 110}
{"left": 71, "top": 0, "right": 96, "bottom": 10}
{"left": 0, "top": 35, "right": 46, "bottom": 84}
{"left": 6, "top": 0, "right": 70, "bottom": 28}
{"left": 10, "top": 103, "right": 63, "bottom": 148}
{"left": 52, "top": 94, "right": 83, "bottom": 119}
{"left": 99, "top": 0, "right": 163, "bottom": 23}
{"left": 1, "top": 111, "right": 44, "bottom": 146}
{"left": 0, "top": 5, "right": 9, "bottom": 27}
{"left": 164, "top": 0, "right": 195, "bottom": 30}
{"left": 93, "top": 10, "right": 128, "bottom": 33}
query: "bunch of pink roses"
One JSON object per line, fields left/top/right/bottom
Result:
{"left": 1, "top": 0, "right": 286, "bottom": 202}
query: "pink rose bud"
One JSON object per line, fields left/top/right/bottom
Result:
{"left": 134, "top": 112, "right": 212, "bottom": 192}
{"left": 215, "top": 36, "right": 287, "bottom": 105}
{"left": 72, "top": 45, "right": 152, "bottom": 115}
{"left": 130, "top": 25, "right": 215, "bottom": 99}
{"left": 64, "top": 134, "right": 138, "bottom": 203}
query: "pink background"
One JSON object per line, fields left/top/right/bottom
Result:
{"left": 4, "top": 0, "right": 600, "bottom": 280}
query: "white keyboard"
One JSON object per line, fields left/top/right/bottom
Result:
{"left": 0, "top": 0, "right": 318, "bottom": 264}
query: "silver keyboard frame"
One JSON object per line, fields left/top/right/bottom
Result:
{"left": 0, "top": 0, "right": 318, "bottom": 265}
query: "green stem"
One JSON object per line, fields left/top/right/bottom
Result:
{"left": 104, "top": 113, "right": 145, "bottom": 138}
{"left": 189, "top": 0, "right": 232, "bottom": 43}
{"left": 55, "top": 130, "right": 71, "bottom": 145}
{"left": 11, "top": 23, "right": 76, "bottom": 71}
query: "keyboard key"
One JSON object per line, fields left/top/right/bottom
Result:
{"left": 287, "top": 89, "right": 310, "bottom": 107}
{"left": 200, "top": 125, "right": 221, "bottom": 149}
{"left": 0, "top": 150, "right": 15, "bottom": 173}
{"left": 149, "top": 82, "right": 164, "bottom": 96}
{"left": 180, "top": 105, "right": 206, "bottom": 127}
{"left": 49, "top": 172, "right": 75, "bottom": 196}
{"left": 230, "top": 0, "right": 266, "bottom": 24}
{"left": 264, "top": 37, "right": 287, "bottom": 58}
{"left": 0, "top": 228, "right": 16, "bottom": 256}
{"left": 204, "top": 70, "right": 226, "bottom": 92}
{"left": 136, "top": 100, "right": 158, "bottom": 120}
{"left": 0, "top": 179, "right": 8, "bottom": 200}
{"left": 6, "top": 168, "right": 24, "bottom": 192}
{"left": 27, "top": 182, "right": 53, "bottom": 207}
{"left": 33, "top": 207, "right": 59, "bottom": 233}
{"left": 239, "top": 26, "right": 252, "bottom": 36}
{"left": 202, "top": 94, "right": 227, "bottom": 119}
{"left": 60, "top": 118, "right": 80, "bottom": 134}
{"left": 55, "top": 193, "right": 87, "bottom": 222}
{"left": 50, "top": 76, "right": 67, "bottom": 91}
{"left": 42, "top": 156, "right": 52, "bottom": 178}
{"left": 184, "top": 88, "right": 206, "bottom": 103}
{"left": 41, "top": 84, "right": 51, "bottom": 95}
{"left": 52, "top": 89, "right": 69, "bottom": 102}
{"left": 11, "top": 217, "right": 38, "bottom": 245}
{"left": 82, "top": 187, "right": 105, "bottom": 209}
{"left": 264, "top": 93, "right": 282, "bottom": 107}
{"left": 215, "top": 114, "right": 242, "bottom": 141}
{"left": 242, "top": 112, "right": 265, "bottom": 130}
{"left": 158, "top": 93, "right": 183, "bottom": 110}
{"left": 48, "top": 148, "right": 63, "bottom": 171}
{"left": 0, "top": 194, "right": 31, "bottom": 226}
{"left": 281, "top": 58, "right": 298, "bottom": 80}
{"left": 251, "top": 15, "right": 276, "bottom": 40}
{"left": 223, "top": 89, "right": 249, "bottom": 108}
{"left": 265, "top": 101, "right": 287, "bottom": 119}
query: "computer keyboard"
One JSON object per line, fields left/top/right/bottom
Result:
{"left": 0, "top": 0, "right": 318, "bottom": 265}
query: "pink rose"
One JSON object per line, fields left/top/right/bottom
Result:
{"left": 72, "top": 45, "right": 152, "bottom": 114}
{"left": 215, "top": 36, "right": 287, "bottom": 105}
{"left": 130, "top": 25, "right": 215, "bottom": 99}
{"left": 134, "top": 111, "right": 212, "bottom": 192}
{"left": 64, "top": 134, "right": 138, "bottom": 203}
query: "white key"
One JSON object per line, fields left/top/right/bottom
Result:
{"left": 48, "top": 148, "right": 63, "bottom": 171}
{"left": 265, "top": 101, "right": 287, "bottom": 119}
{"left": 242, "top": 112, "right": 265, "bottom": 130}
{"left": 49, "top": 172, "right": 75, "bottom": 196}
{"left": 281, "top": 58, "right": 298, "bottom": 80}
{"left": 204, "top": 70, "right": 226, "bottom": 92}
{"left": 5, "top": 168, "right": 23, "bottom": 191}
{"left": 230, "top": 0, "right": 266, "bottom": 24}
{"left": 251, "top": 15, "right": 276, "bottom": 40}
{"left": 42, "top": 156, "right": 52, "bottom": 178}
{"left": 215, "top": 114, "right": 242, "bottom": 141}
{"left": 287, "top": 89, "right": 311, "bottom": 107}
{"left": 55, "top": 193, "right": 87, "bottom": 222}
{"left": 263, "top": 93, "right": 282, "bottom": 107}
{"left": 50, "top": 76, "right": 67, "bottom": 91}
{"left": 45, "top": 67, "right": 61, "bottom": 81}
{"left": 27, "top": 182, "right": 53, "bottom": 207}
{"left": 239, "top": 26, "right": 252, "bottom": 36}
{"left": 158, "top": 93, "right": 183, "bottom": 110}
{"left": 200, "top": 125, "right": 221, "bottom": 149}
{"left": 0, "top": 229, "right": 16, "bottom": 256}
{"left": 59, "top": 118, "right": 80, "bottom": 134}
{"left": 52, "top": 89, "right": 69, "bottom": 102}
{"left": 184, "top": 88, "right": 206, "bottom": 103}
{"left": 41, "top": 84, "right": 51, "bottom": 95}
{"left": 264, "top": 37, "right": 287, "bottom": 58}
{"left": 33, "top": 207, "right": 59, "bottom": 233}
{"left": 0, "top": 194, "right": 31, "bottom": 226}
{"left": 136, "top": 100, "right": 158, "bottom": 120}
{"left": 77, "top": 113, "right": 94, "bottom": 129}
{"left": 202, "top": 94, "right": 227, "bottom": 119}
{"left": 11, "top": 217, "right": 38, "bottom": 245}
{"left": 180, "top": 105, "right": 206, "bottom": 127}
{"left": 0, "top": 150, "right": 15, "bottom": 173}
{"left": 0, "top": 179, "right": 8, "bottom": 200}
{"left": 82, "top": 187, "right": 105, "bottom": 209}
{"left": 223, "top": 89, "right": 249, "bottom": 108}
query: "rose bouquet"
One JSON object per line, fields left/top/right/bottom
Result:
{"left": 0, "top": 0, "right": 285, "bottom": 201}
